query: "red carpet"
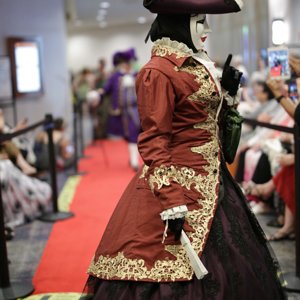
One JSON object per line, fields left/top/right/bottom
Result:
{"left": 32, "top": 139, "right": 138, "bottom": 293}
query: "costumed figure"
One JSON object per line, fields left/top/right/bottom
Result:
{"left": 98, "top": 48, "right": 140, "bottom": 170}
{"left": 102, "top": 49, "right": 134, "bottom": 139}
{"left": 85, "top": 0, "right": 286, "bottom": 299}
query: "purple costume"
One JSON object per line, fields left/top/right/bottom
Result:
{"left": 104, "top": 49, "right": 140, "bottom": 142}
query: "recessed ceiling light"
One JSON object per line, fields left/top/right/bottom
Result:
{"left": 137, "top": 16, "right": 147, "bottom": 24}
{"left": 99, "top": 2, "right": 110, "bottom": 9}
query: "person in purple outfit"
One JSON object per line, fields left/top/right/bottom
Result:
{"left": 97, "top": 48, "right": 140, "bottom": 170}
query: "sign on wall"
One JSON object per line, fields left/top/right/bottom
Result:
{"left": 7, "top": 36, "right": 44, "bottom": 98}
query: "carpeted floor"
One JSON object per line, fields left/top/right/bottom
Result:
{"left": 4, "top": 139, "right": 300, "bottom": 299}
{"left": 31, "top": 139, "right": 136, "bottom": 294}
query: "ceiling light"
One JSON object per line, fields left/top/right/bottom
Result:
{"left": 99, "top": 2, "right": 110, "bottom": 9}
{"left": 272, "top": 19, "right": 288, "bottom": 45}
{"left": 137, "top": 16, "right": 147, "bottom": 24}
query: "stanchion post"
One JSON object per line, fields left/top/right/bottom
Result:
{"left": 284, "top": 124, "right": 300, "bottom": 292}
{"left": 77, "top": 101, "right": 90, "bottom": 160}
{"left": 0, "top": 183, "right": 10, "bottom": 289}
{"left": 46, "top": 114, "right": 58, "bottom": 212}
{"left": 78, "top": 101, "right": 85, "bottom": 157}
{"left": 73, "top": 103, "right": 79, "bottom": 174}
{"left": 39, "top": 114, "right": 74, "bottom": 222}
{"left": 68, "top": 103, "right": 87, "bottom": 176}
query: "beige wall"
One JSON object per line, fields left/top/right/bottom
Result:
{"left": 67, "top": 23, "right": 153, "bottom": 74}
{"left": 208, "top": 0, "right": 269, "bottom": 74}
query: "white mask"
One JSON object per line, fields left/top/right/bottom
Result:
{"left": 190, "top": 14, "right": 212, "bottom": 51}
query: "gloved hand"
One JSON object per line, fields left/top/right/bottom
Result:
{"left": 221, "top": 54, "right": 243, "bottom": 96}
{"left": 168, "top": 217, "right": 185, "bottom": 241}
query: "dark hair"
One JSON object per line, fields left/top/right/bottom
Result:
{"left": 149, "top": 14, "right": 197, "bottom": 53}
{"left": 257, "top": 81, "right": 275, "bottom": 100}
{"left": 262, "top": 82, "right": 275, "bottom": 100}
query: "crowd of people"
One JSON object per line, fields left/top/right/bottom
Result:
{"left": 0, "top": 111, "right": 74, "bottom": 239}
{"left": 72, "top": 48, "right": 141, "bottom": 171}
{"left": 233, "top": 52, "right": 300, "bottom": 244}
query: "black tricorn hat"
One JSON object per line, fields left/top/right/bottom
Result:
{"left": 143, "top": 0, "right": 243, "bottom": 14}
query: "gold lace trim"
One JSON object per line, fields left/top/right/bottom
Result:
{"left": 182, "top": 64, "right": 220, "bottom": 116}
{"left": 88, "top": 251, "right": 192, "bottom": 282}
{"left": 88, "top": 160, "right": 220, "bottom": 282}
{"left": 89, "top": 49, "right": 222, "bottom": 282}
{"left": 152, "top": 38, "right": 193, "bottom": 59}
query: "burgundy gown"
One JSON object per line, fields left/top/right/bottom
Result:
{"left": 84, "top": 38, "right": 286, "bottom": 299}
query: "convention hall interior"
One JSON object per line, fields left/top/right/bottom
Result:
{"left": 0, "top": 0, "right": 300, "bottom": 299}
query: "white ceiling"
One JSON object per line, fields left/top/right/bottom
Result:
{"left": 65, "top": 0, "right": 156, "bottom": 29}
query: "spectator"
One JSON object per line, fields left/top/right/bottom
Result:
{"left": 34, "top": 118, "right": 74, "bottom": 172}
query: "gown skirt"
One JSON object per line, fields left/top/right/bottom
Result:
{"left": 84, "top": 163, "right": 286, "bottom": 300}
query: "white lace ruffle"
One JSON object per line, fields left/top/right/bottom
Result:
{"left": 160, "top": 205, "right": 188, "bottom": 221}
{"left": 223, "top": 88, "right": 242, "bottom": 106}
{"left": 154, "top": 38, "right": 194, "bottom": 56}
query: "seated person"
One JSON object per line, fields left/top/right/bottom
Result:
{"left": 247, "top": 153, "right": 295, "bottom": 241}
{"left": 0, "top": 110, "right": 36, "bottom": 175}
{"left": 34, "top": 118, "right": 74, "bottom": 171}
{"left": 0, "top": 157, "right": 52, "bottom": 228}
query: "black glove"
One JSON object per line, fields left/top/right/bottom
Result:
{"left": 168, "top": 217, "right": 185, "bottom": 241}
{"left": 221, "top": 54, "right": 243, "bottom": 96}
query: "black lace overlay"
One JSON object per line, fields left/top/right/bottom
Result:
{"left": 83, "top": 164, "right": 287, "bottom": 300}
{"left": 169, "top": 281, "right": 189, "bottom": 300}
{"left": 202, "top": 273, "right": 220, "bottom": 300}
{"left": 138, "top": 282, "right": 157, "bottom": 299}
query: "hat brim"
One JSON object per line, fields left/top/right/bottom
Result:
{"left": 144, "top": 0, "right": 243, "bottom": 14}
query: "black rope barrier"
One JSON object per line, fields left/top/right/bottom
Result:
{"left": 0, "top": 120, "right": 45, "bottom": 143}
{"left": 243, "top": 118, "right": 294, "bottom": 134}
{"left": 0, "top": 114, "right": 73, "bottom": 299}
{"left": 243, "top": 118, "right": 300, "bottom": 292}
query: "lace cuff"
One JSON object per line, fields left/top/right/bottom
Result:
{"left": 160, "top": 205, "right": 188, "bottom": 221}
{"left": 223, "top": 88, "right": 242, "bottom": 106}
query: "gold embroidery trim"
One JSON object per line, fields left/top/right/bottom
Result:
{"left": 89, "top": 160, "right": 220, "bottom": 282}
{"left": 89, "top": 45, "right": 223, "bottom": 282}
{"left": 88, "top": 251, "right": 192, "bottom": 282}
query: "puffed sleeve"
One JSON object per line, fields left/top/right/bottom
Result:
{"left": 136, "top": 67, "right": 186, "bottom": 211}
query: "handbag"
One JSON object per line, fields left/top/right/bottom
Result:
{"left": 222, "top": 107, "right": 244, "bottom": 164}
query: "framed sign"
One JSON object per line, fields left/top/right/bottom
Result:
{"left": 0, "top": 56, "right": 12, "bottom": 99}
{"left": 7, "top": 36, "right": 44, "bottom": 98}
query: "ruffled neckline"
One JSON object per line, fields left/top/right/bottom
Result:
{"left": 153, "top": 38, "right": 194, "bottom": 58}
